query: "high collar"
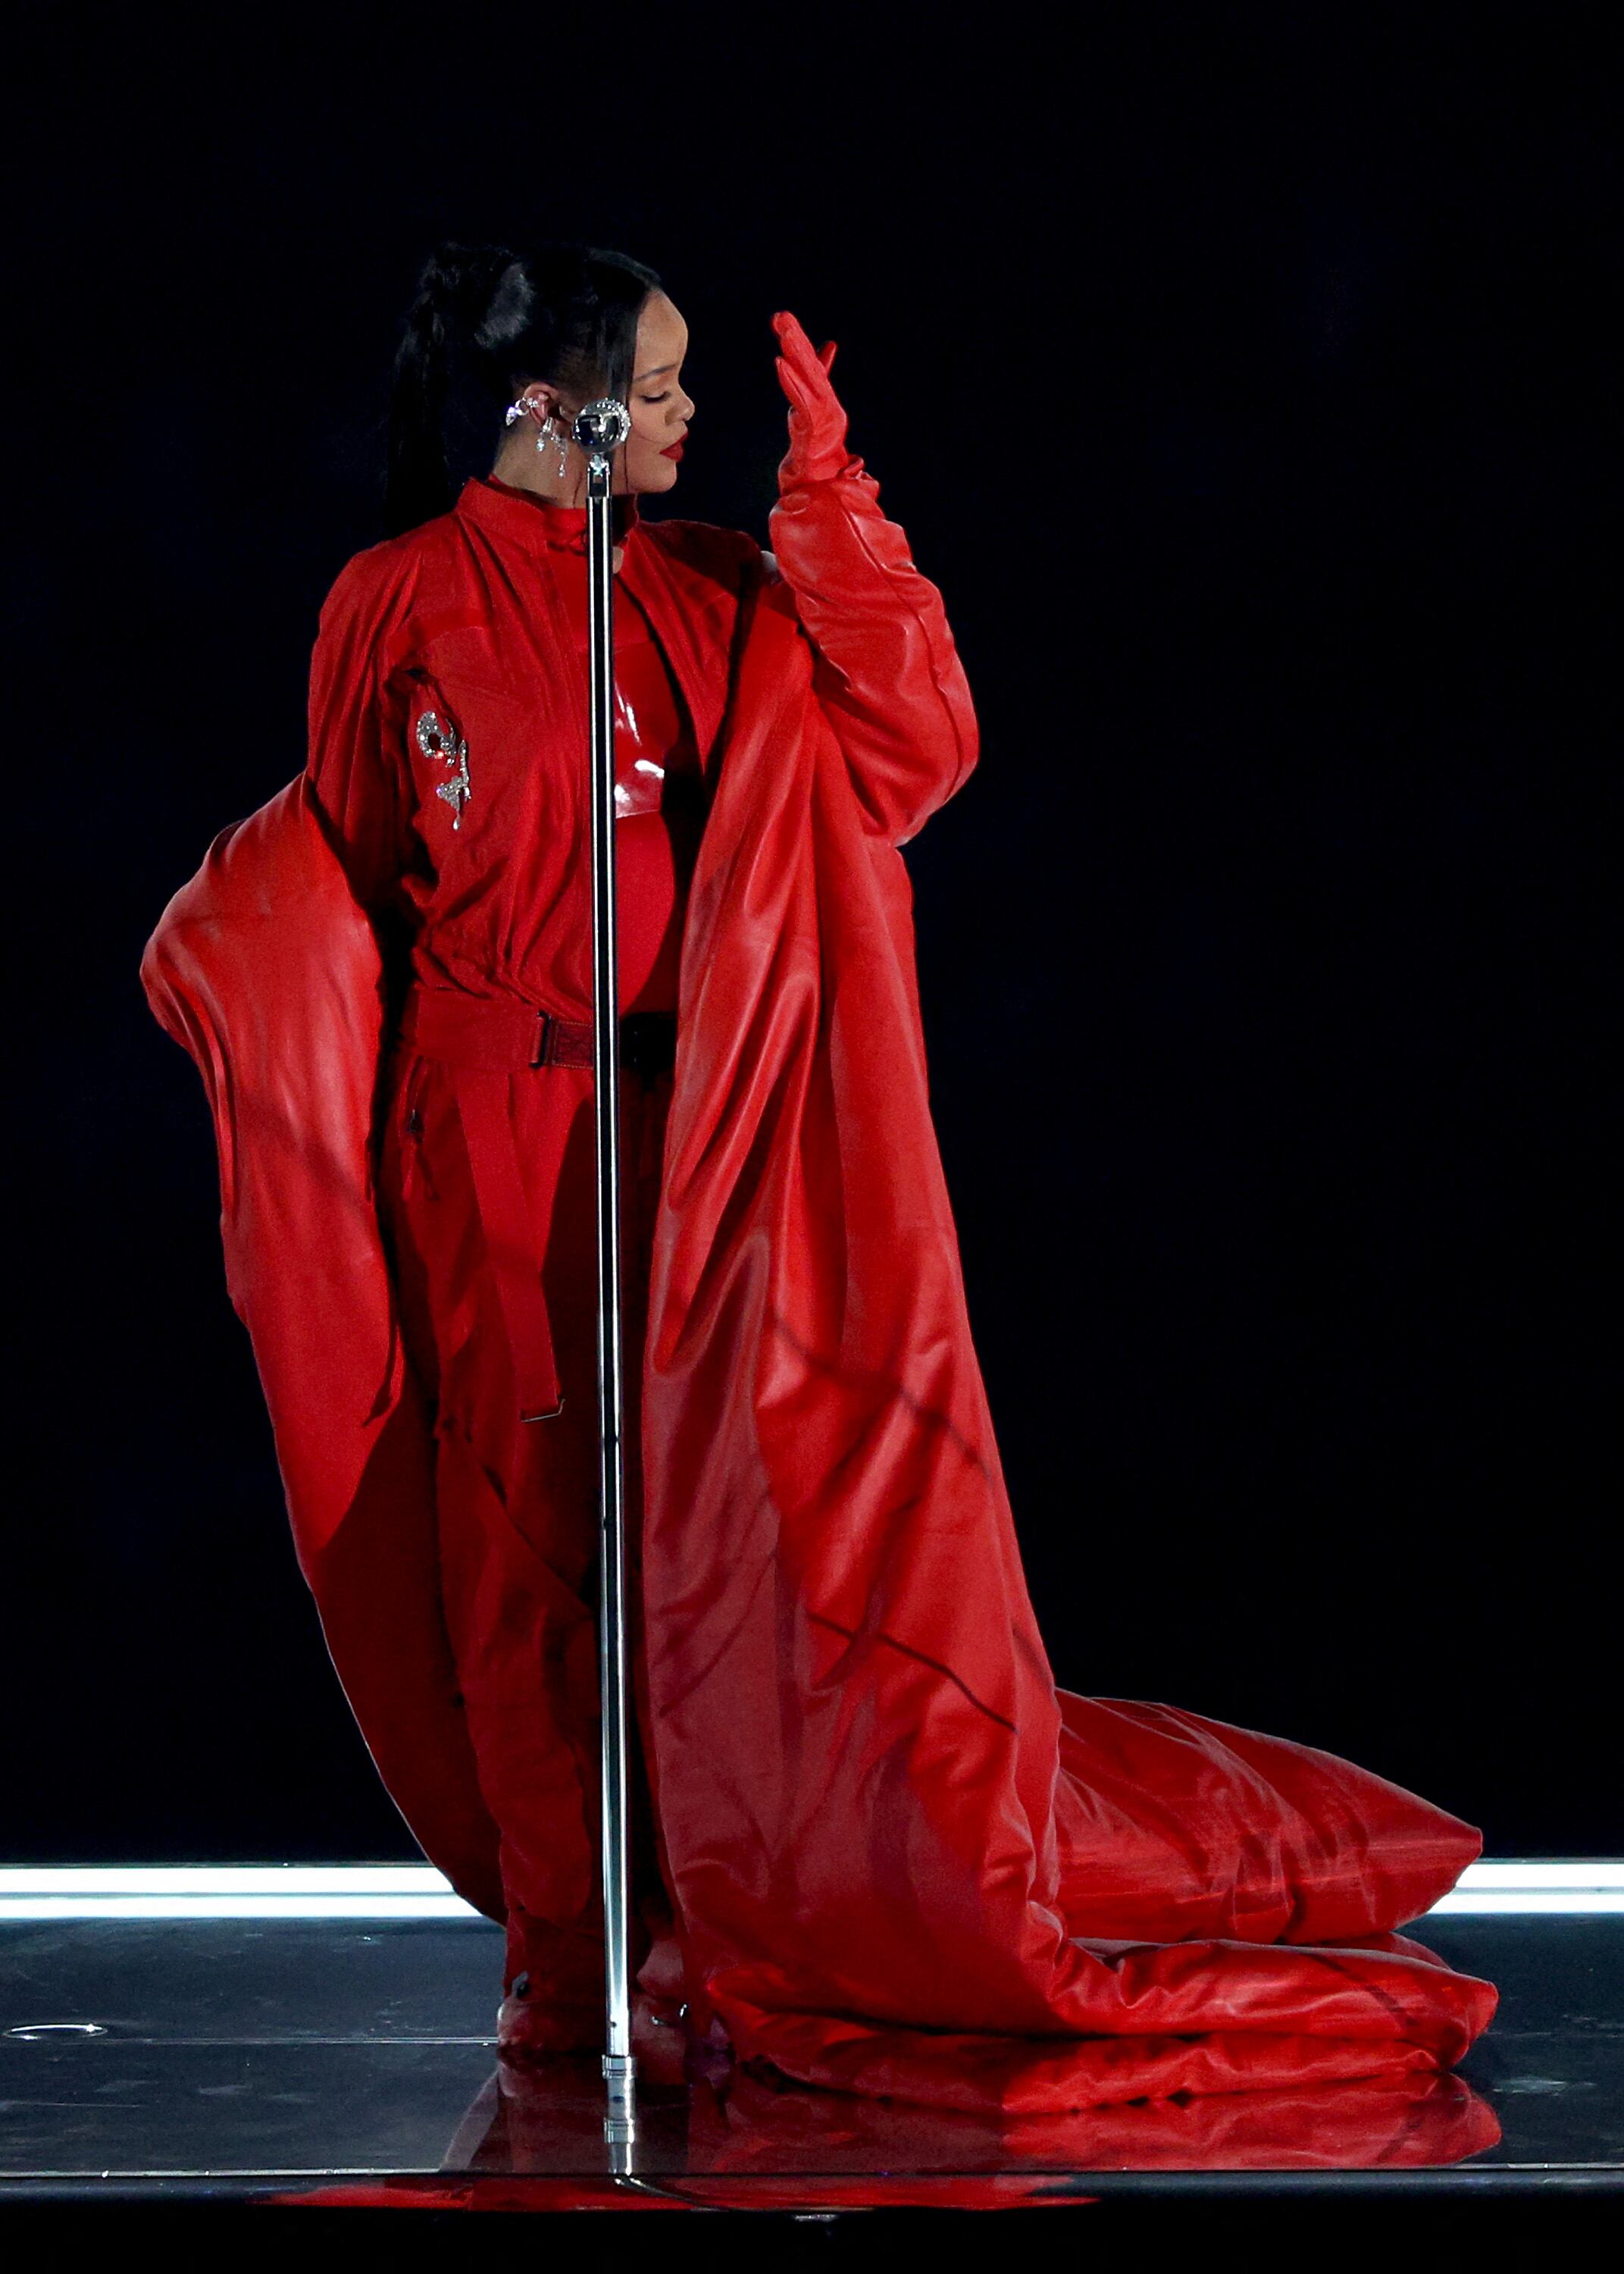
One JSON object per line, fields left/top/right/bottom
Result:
{"left": 456, "top": 476, "right": 642, "bottom": 559}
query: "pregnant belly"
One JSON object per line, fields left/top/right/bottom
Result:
{"left": 615, "top": 810, "right": 690, "bottom": 1013}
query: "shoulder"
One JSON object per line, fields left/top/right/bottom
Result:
{"left": 318, "top": 511, "right": 465, "bottom": 631}
{"left": 635, "top": 516, "right": 770, "bottom": 596}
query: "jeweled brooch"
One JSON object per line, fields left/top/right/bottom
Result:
{"left": 416, "top": 710, "right": 471, "bottom": 829}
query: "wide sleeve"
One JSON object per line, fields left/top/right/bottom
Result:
{"left": 305, "top": 546, "right": 420, "bottom": 922}
{"left": 766, "top": 461, "right": 979, "bottom": 845}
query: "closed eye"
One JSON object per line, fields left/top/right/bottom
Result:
{"left": 641, "top": 391, "right": 672, "bottom": 404}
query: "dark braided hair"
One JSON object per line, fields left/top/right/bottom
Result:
{"left": 386, "top": 240, "right": 662, "bottom": 535}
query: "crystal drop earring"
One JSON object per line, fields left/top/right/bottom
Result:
{"left": 539, "top": 415, "right": 570, "bottom": 482}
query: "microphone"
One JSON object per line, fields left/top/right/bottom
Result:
{"left": 572, "top": 399, "right": 631, "bottom": 462}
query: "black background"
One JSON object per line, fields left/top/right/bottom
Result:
{"left": 11, "top": 5, "right": 1615, "bottom": 1862}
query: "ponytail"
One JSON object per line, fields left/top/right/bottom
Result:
{"left": 385, "top": 238, "right": 661, "bottom": 536}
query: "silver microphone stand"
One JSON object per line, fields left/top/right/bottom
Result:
{"left": 571, "top": 397, "right": 637, "bottom": 2166}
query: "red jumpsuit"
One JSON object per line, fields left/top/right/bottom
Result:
{"left": 147, "top": 336, "right": 1497, "bottom": 2112}
{"left": 310, "top": 478, "right": 715, "bottom": 2039}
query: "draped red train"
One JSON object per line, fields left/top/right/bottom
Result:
{"left": 142, "top": 320, "right": 1494, "bottom": 2116}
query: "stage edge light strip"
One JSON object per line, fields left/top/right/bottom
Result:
{"left": 0, "top": 1863, "right": 1619, "bottom": 1921}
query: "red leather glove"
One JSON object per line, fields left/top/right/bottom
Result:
{"left": 767, "top": 312, "right": 978, "bottom": 844}
{"left": 773, "top": 309, "right": 853, "bottom": 487}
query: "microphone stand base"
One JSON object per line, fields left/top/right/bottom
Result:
{"left": 602, "top": 2050, "right": 638, "bottom": 2166}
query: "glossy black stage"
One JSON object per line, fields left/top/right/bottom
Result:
{"left": 2, "top": 1912, "right": 1619, "bottom": 2227}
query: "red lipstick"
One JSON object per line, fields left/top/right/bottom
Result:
{"left": 660, "top": 440, "right": 685, "bottom": 461}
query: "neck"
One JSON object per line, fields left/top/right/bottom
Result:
{"left": 490, "top": 432, "right": 634, "bottom": 512}
{"left": 483, "top": 470, "right": 636, "bottom": 570}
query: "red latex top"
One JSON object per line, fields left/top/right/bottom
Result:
{"left": 499, "top": 486, "right": 706, "bottom": 1012}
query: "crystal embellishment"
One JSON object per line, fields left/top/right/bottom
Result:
{"left": 416, "top": 710, "right": 471, "bottom": 830}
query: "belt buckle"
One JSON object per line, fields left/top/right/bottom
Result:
{"left": 530, "top": 1012, "right": 552, "bottom": 1069}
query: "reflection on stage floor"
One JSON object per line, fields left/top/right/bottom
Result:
{"left": 2, "top": 1909, "right": 1619, "bottom": 2210}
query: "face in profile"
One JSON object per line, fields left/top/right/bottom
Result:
{"left": 495, "top": 289, "right": 694, "bottom": 503}
{"left": 620, "top": 292, "right": 693, "bottom": 496}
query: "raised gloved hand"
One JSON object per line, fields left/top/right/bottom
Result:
{"left": 766, "top": 311, "right": 977, "bottom": 844}
{"left": 773, "top": 309, "right": 853, "bottom": 488}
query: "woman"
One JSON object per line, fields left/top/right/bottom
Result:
{"left": 145, "top": 240, "right": 1495, "bottom": 2113}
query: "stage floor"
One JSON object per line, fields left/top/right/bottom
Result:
{"left": 2, "top": 1912, "right": 1619, "bottom": 2212}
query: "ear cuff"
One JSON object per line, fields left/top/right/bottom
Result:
{"left": 505, "top": 395, "right": 571, "bottom": 480}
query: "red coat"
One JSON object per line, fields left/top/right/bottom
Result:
{"left": 143, "top": 456, "right": 1495, "bottom": 2114}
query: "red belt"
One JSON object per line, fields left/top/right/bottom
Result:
{"left": 398, "top": 988, "right": 677, "bottom": 1424}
